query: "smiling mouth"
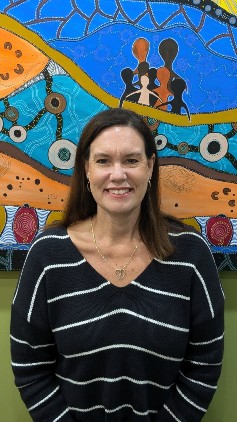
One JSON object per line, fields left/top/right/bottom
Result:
{"left": 107, "top": 188, "right": 131, "bottom": 195}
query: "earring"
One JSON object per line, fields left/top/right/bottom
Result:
{"left": 147, "top": 179, "right": 151, "bottom": 191}
{"left": 87, "top": 180, "right": 91, "bottom": 192}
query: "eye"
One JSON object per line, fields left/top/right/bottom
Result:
{"left": 96, "top": 158, "right": 110, "bottom": 165}
{"left": 125, "top": 158, "right": 139, "bottom": 165}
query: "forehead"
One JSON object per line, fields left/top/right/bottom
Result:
{"left": 90, "top": 125, "right": 145, "bottom": 154}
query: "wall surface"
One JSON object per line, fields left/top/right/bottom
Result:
{"left": 0, "top": 271, "right": 236, "bottom": 421}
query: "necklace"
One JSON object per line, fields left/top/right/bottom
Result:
{"left": 91, "top": 217, "right": 141, "bottom": 280}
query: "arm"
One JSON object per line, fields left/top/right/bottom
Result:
{"left": 10, "top": 241, "right": 75, "bottom": 422}
{"left": 182, "top": 102, "right": 191, "bottom": 121}
{"left": 156, "top": 100, "right": 170, "bottom": 108}
{"left": 157, "top": 241, "right": 224, "bottom": 421}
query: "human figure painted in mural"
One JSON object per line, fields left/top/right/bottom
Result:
{"left": 121, "top": 60, "right": 161, "bottom": 107}
{"left": 158, "top": 38, "right": 182, "bottom": 92}
{"left": 157, "top": 77, "right": 190, "bottom": 120}
{"left": 147, "top": 67, "right": 159, "bottom": 91}
{"left": 119, "top": 67, "right": 138, "bottom": 108}
{"left": 132, "top": 61, "right": 150, "bottom": 89}
{"left": 125, "top": 74, "right": 162, "bottom": 107}
{"left": 132, "top": 37, "right": 150, "bottom": 75}
{"left": 153, "top": 67, "right": 173, "bottom": 110}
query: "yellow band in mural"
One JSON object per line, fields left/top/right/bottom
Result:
{"left": 214, "top": 1, "right": 237, "bottom": 15}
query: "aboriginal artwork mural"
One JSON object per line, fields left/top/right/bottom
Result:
{"left": 0, "top": 0, "right": 237, "bottom": 271}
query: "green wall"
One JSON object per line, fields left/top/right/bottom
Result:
{"left": 0, "top": 271, "right": 236, "bottom": 421}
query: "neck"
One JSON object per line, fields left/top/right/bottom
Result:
{"left": 93, "top": 210, "right": 141, "bottom": 243}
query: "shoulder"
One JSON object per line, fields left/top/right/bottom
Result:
{"left": 166, "top": 218, "right": 214, "bottom": 264}
{"left": 33, "top": 225, "right": 68, "bottom": 244}
{"left": 27, "top": 226, "right": 69, "bottom": 258}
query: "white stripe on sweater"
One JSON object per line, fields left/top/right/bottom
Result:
{"left": 176, "top": 385, "right": 207, "bottom": 412}
{"left": 179, "top": 371, "right": 217, "bottom": 389}
{"left": 69, "top": 403, "right": 157, "bottom": 416}
{"left": 13, "top": 234, "right": 69, "bottom": 304}
{"left": 189, "top": 333, "right": 224, "bottom": 346}
{"left": 27, "top": 259, "right": 86, "bottom": 322}
{"left": 28, "top": 386, "right": 59, "bottom": 411}
{"left": 48, "top": 281, "right": 110, "bottom": 303}
{"left": 184, "top": 359, "right": 222, "bottom": 366}
{"left": 10, "top": 334, "right": 55, "bottom": 349}
{"left": 62, "top": 343, "right": 183, "bottom": 362}
{"left": 56, "top": 373, "right": 174, "bottom": 390}
{"left": 12, "top": 360, "right": 56, "bottom": 367}
{"left": 52, "top": 308, "right": 189, "bottom": 333}
{"left": 131, "top": 281, "right": 190, "bottom": 300}
{"left": 163, "top": 404, "right": 182, "bottom": 422}
{"left": 155, "top": 258, "right": 214, "bottom": 318}
{"left": 53, "top": 408, "right": 70, "bottom": 422}
{"left": 169, "top": 231, "right": 225, "bottom": 299}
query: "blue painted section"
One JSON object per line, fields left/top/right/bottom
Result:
{"left": 0, "top": 75, "right": 108, "bottom": 175}
{"left": 50, "top": 24, "right": 237, "bottom": 113}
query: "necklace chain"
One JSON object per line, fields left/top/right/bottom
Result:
{"left": 90, "top": 217, "right": 140, "bottom": 280}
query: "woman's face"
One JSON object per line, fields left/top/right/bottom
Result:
{"left": 85, "top": 125, "right": 154, "bottom": 218}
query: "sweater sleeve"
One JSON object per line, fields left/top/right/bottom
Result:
{"left": 10, "top": 240, "right": 75, "bottom": 422}
{"left": 156, "top": 240, "right": 224, "bottom": 422}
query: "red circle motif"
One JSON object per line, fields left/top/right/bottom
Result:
{"left": 206, "top": 216, "right": 233, "bottom": 246}
{"left": 13, "top": 206, "right": 38, "bottom": 243}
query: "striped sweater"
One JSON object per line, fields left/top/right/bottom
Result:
{"left": 10, "top": 226, "right": 224, "bottom": 422}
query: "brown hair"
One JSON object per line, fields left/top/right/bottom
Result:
{"left": 58, "top": 108, "right": 178, "bottom": 259}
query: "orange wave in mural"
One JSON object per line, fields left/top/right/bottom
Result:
{"left": 160, "top": 164, "right": 237, "bottom": 218}
{"left": 0, "top": 27, "right": 49, "bottom": 98}
{"left": 0, "top": 152, "right": 69, "bottom": 210}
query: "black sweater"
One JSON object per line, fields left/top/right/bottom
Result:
{"left": 11, "top": 227, "right": 224, "bottom": 421}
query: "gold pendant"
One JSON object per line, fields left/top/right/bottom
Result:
{"left": 115, "top": 268, "right": 126, "bottom": 280}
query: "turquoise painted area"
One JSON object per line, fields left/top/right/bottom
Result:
{"left": 0, "top": 75, "right": 108, "bottom": 175}
{"left": 157, "top": 123, "right": 237, "bottom": 174}
{"left": 0, "top": 74, "right": 236, "bottom": 175}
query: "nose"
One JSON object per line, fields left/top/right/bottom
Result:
{"left": 109, "top": 163, "right": 127, "bottom": 182}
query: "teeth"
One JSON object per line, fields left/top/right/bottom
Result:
{"left": 109, "top": 189, "right": 129, "bottom": 194}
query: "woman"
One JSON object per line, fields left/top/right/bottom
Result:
{"left": 11, "top": 108, "right": 224, "bottom": 421}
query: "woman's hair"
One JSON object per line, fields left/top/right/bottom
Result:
{"left": 58, "top": 107, "right": 178, "bottom": 259}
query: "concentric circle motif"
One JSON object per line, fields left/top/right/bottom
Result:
{"left": 199, "top": 132, "right": 228, "bottom": 162}
{"left": 5, "top": 106, "right": 19, "bottom": 122}
{"left": 215, "top": 8, "right": 222, "bottom": 17}
{"left": 44, "top": 92, "right": 66, "bottom": 114}
{"left": 206, "top": 216, "right": 233, "bottom": 246}
{"left": 232, "top": 122, "right": 237, "bottom": 132}
{"left": 13, "top": 205, "right": 38, "bottom": 243}
{"left": 229, "top": 16, "right": 236, "bottom": 25}
{"left": 154, "top": 134, "right": 167, "bottom": 151}
{"left": 48, "top": 139, "right": 77, "bottom": 169}
{"left": 9, "top": 125, "right": 27, "bottom": 143}
{"left": 178, "top": 142, "right": 189, "bottom": 155}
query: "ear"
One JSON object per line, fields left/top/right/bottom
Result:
{"left": 85, "top": 162, "right": 89, "bottom": 179}
{"left": 147, "top": 153, "right": 155, "bottom": 177}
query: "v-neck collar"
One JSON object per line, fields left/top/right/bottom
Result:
{"left": 64, "top": 226, "right": 155, "bottom": 290}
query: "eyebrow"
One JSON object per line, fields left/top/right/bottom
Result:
{"left": 93, "top": 152, "right": 143, "bottom": 158}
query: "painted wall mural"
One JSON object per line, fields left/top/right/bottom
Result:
{"left": 0, "top": 0, "right": 236, "bottom": 271}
